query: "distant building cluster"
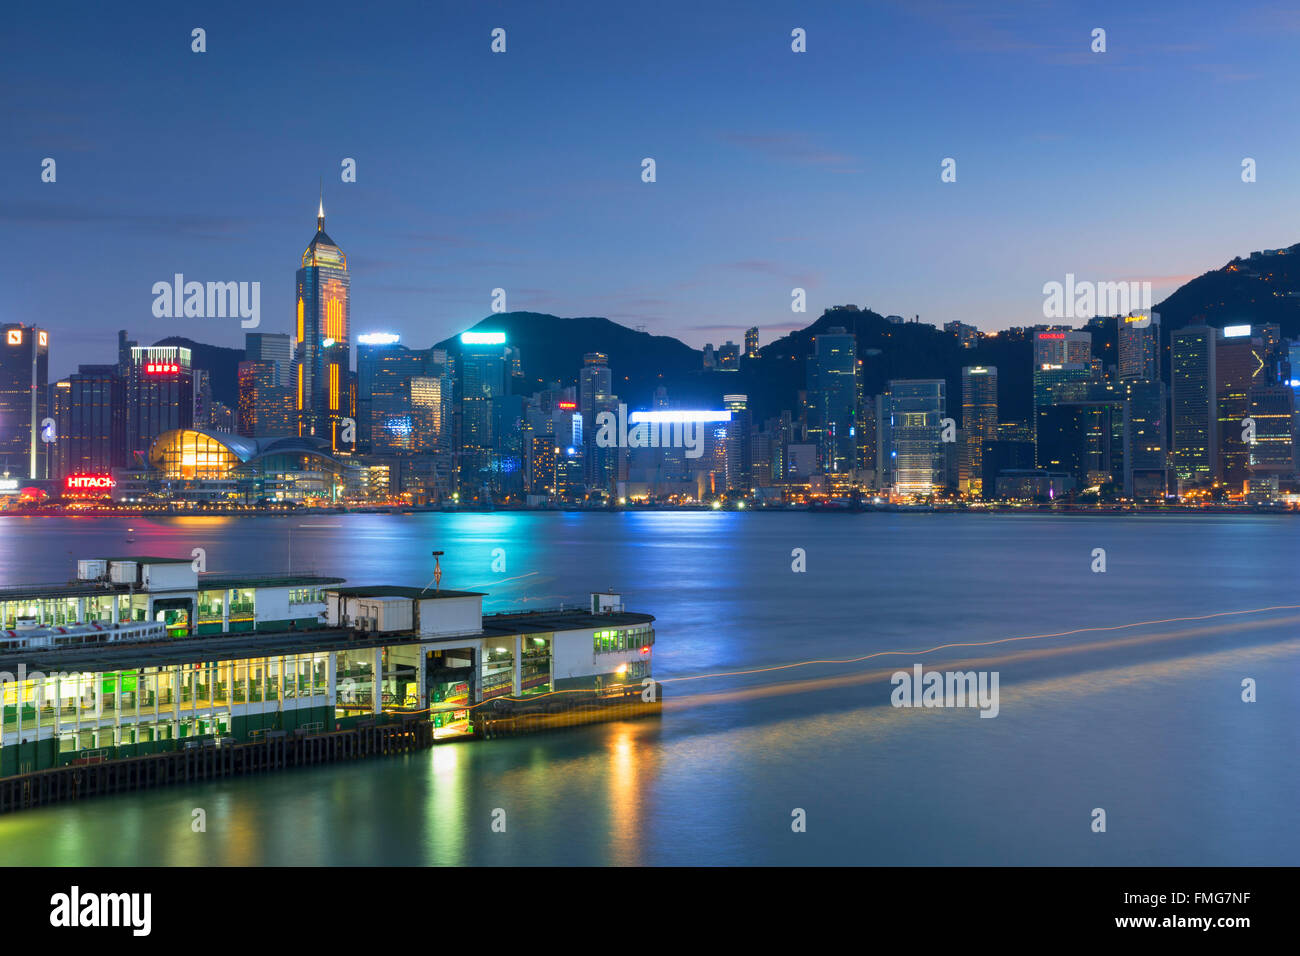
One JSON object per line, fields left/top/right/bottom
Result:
{"left": 3, "top": 209, "right": 1299, "bottom": 509}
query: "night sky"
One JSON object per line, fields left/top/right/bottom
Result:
{"left": 4, "top": 0, "right": 1300, "bottom": 380}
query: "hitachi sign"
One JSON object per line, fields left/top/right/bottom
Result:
{"left": 65, "top": 474, "right": 116, "bottom": 492}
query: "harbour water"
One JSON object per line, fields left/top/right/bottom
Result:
{"left": 0, "top": 511, "right": 1296, "bottom": 865}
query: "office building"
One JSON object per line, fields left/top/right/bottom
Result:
{"left": 1118, "top": 313, "right": 1160, "bottom": 382}
{"left": 126, "top": 346, "right": 194, "bottom": 464}
{"left": 55, "top": 364, "right": 126, "bottom": 479}
{"left": 807, "top": 327, "right": 859, "bottom": 474}
{"left": 887, "top": 379, "right": 946, "bottom": 496}
{"left": 0, "top": 323, "right": 50, "bottom": 479}
{"left": 1215, "top": 327, "right": 1262, "bottom": 490}
{"left": 237, "top": 360, "right": 295, "bottom": 438}
{"left": 294, "top": 196, "right": 351, "bottom": 446}
{"left": 1034, "top": 330, "right": 1092, "bottom": 367}
{"left": 960, "top": 366, "right": 997, "bottom": 495}
{"left": 1171, "top": 324, "right": 1218, "bottom": 492}
{"left": 246, "top": 332, "right": 293, "bottom": 388}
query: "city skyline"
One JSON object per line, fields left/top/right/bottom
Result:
{"left": 8, "top": 1, "right": 1300, "bottom": 379}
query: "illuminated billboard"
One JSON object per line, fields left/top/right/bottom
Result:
{"left": 628, "top": 410, "right": 732, "bottom": 424}
{"left": 64, "top": 474, "right": 116, "bottom": 495}
{"left": 357, "top": 332, "right": 400, "bottom": 345}
{"left": 1223, "top": 324, "right": 1251, "bottom": 338}
{"left": 144, "top": 362, "right": 180, "bottom": 374}
{"left": 460, "top": 331, "right": 506, "bottom": 345}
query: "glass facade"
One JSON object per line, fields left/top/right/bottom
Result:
{"left": 151, "top": 429, "right": 241, "bottom": 480}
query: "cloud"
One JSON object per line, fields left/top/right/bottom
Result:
{"left": 0, "top": 201, "right": 250, "bottom": 239}
{"left": 719, "top": 132, "right": 856, "bottom": 169}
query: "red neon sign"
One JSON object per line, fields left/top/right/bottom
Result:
{"left": 557, "top": 402, "right": 577, "bottom": 410}
{"left": 145, "top": 362, "right": 180, "bottom": 374}
{"left": 1038, "top": 333, "right": 1066, "bottom": 340}
{"left": 65, "top": 474, "right": 116, "bottom": 494}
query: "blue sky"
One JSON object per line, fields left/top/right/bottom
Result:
{"left": 4, "top": 0, "right": 1300, "bottom": 379}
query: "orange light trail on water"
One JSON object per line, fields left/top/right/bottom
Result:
{"left": 656, "top": 604, "right": 1300, "bottom": 686}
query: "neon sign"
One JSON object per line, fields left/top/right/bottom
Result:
{"left": 145, "top": 362, "right": 180, "bottom": 374}
{"left": 460, "top": 331, "right": 506, "bottom": 345}
{"left": 557, "top": 402, "right": 577, "bottom": 410}
{"left": 65, "top": 474, "right": 116, "bottom": 494}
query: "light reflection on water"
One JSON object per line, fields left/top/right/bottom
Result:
{"left": 0, "top": 512, "right": 1296, "bottom": 865}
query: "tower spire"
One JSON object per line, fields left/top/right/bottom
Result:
{"left": 317, "top": 179, "right": 324, "bottom": 232}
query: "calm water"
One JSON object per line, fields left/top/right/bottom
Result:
{"left": 0, "top": 512, "right": 1296, "bottom": 865}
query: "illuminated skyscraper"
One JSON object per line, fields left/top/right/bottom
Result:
{"left": 723, "top": 394, "right": 752, "bottom": 491}
{"left": 457, "top": 332, "right": 510, "bottom": 498}
{"left": 1118, "top": 314, "right": 1160, "bottom": 382}
{"left": 886, "top": 379, "right": 946, "bottom": 496}
{"left": 580, "top": 352, "right": 612, "bottom": 488}
{"left": 246, "top": 332, "right": 293, "bottom": 387}
{"left": 1034, "top": 330, "right": 1092, "bottom": 366}
{"left": 1215, "top": 327, "right": 1262, "bottom": 490}
{"left": 237, "top": 360, "right": 294, "bottom": 438}
{"left": 294, "top": 194, "right": 350, "bottom": 447}
{"left": 960, "top": 366, "right": 998, "bottom": 495}
{"left": 1171, "top": 324, "right": 1218, "bottom": 490}
{"left": 126, "top": 346, "right": 194, "bottom": 462}
{"left": 56, "top": 364, "right": 126, "bottom": 479}
{"left": 0, "top": 323, "right": 49, "bottom": 478}
{"left": 807, "top": 327, "right": 859, "bottom": 473}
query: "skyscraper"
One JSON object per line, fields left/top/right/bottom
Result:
{"left": 294, "top": 195, "right": 351, "bottom": 447}
{"left": 722, "top": 394, "right": 753, "bottom": 492}
{"left": 458, "top": 332, "right": 510, "bottom": 497}
{"left": 887, "top": 379, "right": 946, "bottom": 496}
{"left": 1215, "top": 327, "right": 1262, "bottom": 490}
{"left": 745, "top": 327, "right": 759, "bottom": 359}
{"left": 1118, "top": 314, "right": 1160, "bottom": 382}
{"left": 1171, "top": 324, "right": 1218, "bottom": 491}
{"left": 579, "top": 352, "right": 612, "bottom": 490}
{"left": 246, "top": 332, "right": 293, "bottom": 387}
{"left": 1034, "top": 330, "right": 1092, "bottom": 367}
{"left": 0, "top": 323, "right": 49, "bottom": 479}
{"left": 126, "top": 345, "right": 194, "bottom": 463}
{"left": 960, "top": 366, "right": 997, "bottom": 496}
{"left": 358, "top": 336, "right": 435, "bottom": 454}
{"left": 1122, "top": 379, "right": 1168, "bottom": 499}
{"left": 56, "top": 364, "right": 126, "bottom": 479}
{"left": 807, "top": 327, "right": 859, "bottom": 474}
{"left": 237, "top": 360, "right": 295, "bottom": 437}
{"left": 1246, "top": 383, "right": 1294, "bottom": 490}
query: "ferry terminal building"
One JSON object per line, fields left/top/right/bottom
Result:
{"left": 0, "top": 557, "right": 654, "bottom": 777}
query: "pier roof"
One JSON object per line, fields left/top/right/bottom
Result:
{"left": 201, "top": 574, "right": 346, "bottom": 590}
{"left": 327, "top": 586, "right": 484, "bottom": 600}
{"left": 0, "top": 582, "right": 128, "bottom": 602}
{"left": 480, "top": 609, "right": 655, "bottom": 636}
{"left": 0, "top": 626, "right": 390, "bottom": 674}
